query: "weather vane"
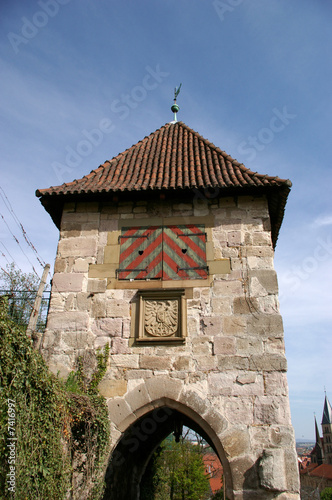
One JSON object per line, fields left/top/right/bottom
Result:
{"left": 171, "top": 83, "right": 182, "bottom": 122}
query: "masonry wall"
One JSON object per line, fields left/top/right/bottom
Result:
{"left": 41, "top": 194, "right": 300, "bottom": 498}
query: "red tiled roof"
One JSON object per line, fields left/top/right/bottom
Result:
{"left": 36, "top": 121, "right": 291, "bottom": 247}
{"left": 37, "top": 121, "right": 291, "bottom": 196}
{"left": 309, "top": 464, "right": 332, "bottom": 480}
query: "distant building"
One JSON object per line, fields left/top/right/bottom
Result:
{"left": 301, "top": 394, "right": 332, "bottom": 498}
{"left": 310, "top": 395, "right": 332, "bottom": 465}
{"left": 203, "top": 452, "right": 223, "bottom": 495}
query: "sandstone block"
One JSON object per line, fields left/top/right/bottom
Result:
{"left": 107, "top": 398, "right": 134, "bottom": 430}
{"left": 213, "top": 337, "right": 236, "bottom": 355}
{"left": 213, "top": 280, "right": 243, "bottom": 296}
{"left": 233, "top": 296, "right": 259, "bottom": 314}
{"left": 73, "top": 258, "right": 89, "bottom": 273}
{"left": 87, "top": 278, "right": 107, "bottom": 293}
{"left": 145, "top": 376, "right": 182, "bottom": 402}
{"left": 94, "top": 336, "right": 111, "bottom": 348}
{"left": 106, "top": 300, "right": 130, "bottom": 318}
{"left": 224, "top": 398, "right": 254, "bottom": 425}
{"left": 52, "top": 273, "right": 84, "bottom": 292}
{"left": 201, "top": 316, "right": 223, "bottom": 336}
{"left": 211, "top": 297, "right": 232, "bottom": 315}
{"left": 249, "top": 354, "right": 287, "bottom": 372}
{"left": 110, "top": 354, "right": 139, "bottom": 369}
{"left": 223, "top": 316, "right": 247, "bottom": 336}
{"left": 249, "top": 270, "right": 278, "bottom": 295}
{"left": 264, "top": 372, "right": 289, "bottom": 396}
{"left": 98, "top": 379, "right": 127, "bottom": 398}
{"left": 125, "top": 383, "right": 151, "bottom": 412}
{"left": 47, "top": 311, "right": 89, "bottom": 331}
{"left": 92, "top": 318, "right": 122, "bottom": 337}
{"left": 258, "top": 449, "right": 286, "bottom": 491}
{"left": 247, "top": 314, "right": 283, "bottom": 336}
{"left": 216, "top": 355, "right": 249, "bottom": 371}
{"left": 54, "top": 258, "right": 67, "bottom": 273}
{"left": 192, "top": 338, "right": 212, "bottom": 355}
{"left": 230, "top": 455, "right": 259, "bottom": 491}
{"left": 139, "top": 355, "right": 172, "bottom": 371}
{"left": 58, "top": 237, "right": 97, "bottom": 258}
{"left": 236, "top": 337, "right": 263, "bottom": 355}
{"left": 92, "top": 297, "right": 107, "bottom": 318}
{"left": 62, "top": 330, "right": 95, "bottom": 349}
{"left": 111, "top": 337, "right": 130, "bottom": 354}
{"left": 173, "top": 356, "right": 192, "bottom": 371}
{"left": 222, "top": 428, "right": 250, "bottom": 458}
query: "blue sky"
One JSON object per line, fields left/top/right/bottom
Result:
{"left": 1, "top": 0, "right": 331, "bottom": 440}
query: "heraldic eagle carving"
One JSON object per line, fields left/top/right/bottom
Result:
{"left": 145, "top": 300, "right": 178, "bottom": 337}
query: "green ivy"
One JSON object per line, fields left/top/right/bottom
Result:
{"left": 0, "top": 297, "right": 110, "bottom": 500}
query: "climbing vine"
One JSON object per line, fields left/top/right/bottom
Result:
{"left": 0, "top": 297, "right": 110, "bottom": 500}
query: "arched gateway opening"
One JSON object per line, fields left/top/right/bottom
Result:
{"left": 103, "top": 399, "right": 233, "bottom": 500}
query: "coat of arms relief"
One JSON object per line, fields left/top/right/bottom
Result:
{"left": 137, "top": 290, "right": 186, "bottom": 342}
{"left": 144, "top": 300, "right": 178, "bottom": 337}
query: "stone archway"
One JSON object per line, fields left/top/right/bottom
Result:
{"left": 103, "top": 377, "right": 234, "bottom": 499}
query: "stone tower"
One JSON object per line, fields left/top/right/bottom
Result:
{"left": 322, "top": 395, "right": 332, "bottom": 464}
{"left": 37, "top": 119, "right": 300, "bottom": 499}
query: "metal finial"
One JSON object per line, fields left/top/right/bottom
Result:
{"left": 171, "top": 83, "right": 182, "bottom": 122}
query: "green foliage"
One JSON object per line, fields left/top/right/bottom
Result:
{"left": 321, "top": 487, "right": 332, "bottom": 500}
{"left": 0, "top": 297, "right": 110, "bottom": 499}
{"left": 0, "top": 262, "right": 49, "bottom": 331}
{"left": 141, "top": 436, "right": 210, "bottom": 500}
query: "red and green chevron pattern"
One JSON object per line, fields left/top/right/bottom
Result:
{"left": 118, "top": 225, "right": 207, "bottom": 280}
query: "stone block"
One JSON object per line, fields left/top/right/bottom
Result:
{"left": 145, "top": 376, "right": 182, "bottom": 402}
{"left": 125, "top": 383, "right": 151, "bottom": 412}
{"left": 284, "top": 448, "right": 300, "bottom": 492}
{"left": 236, "top": 373, "right": 256, "bottom": 385}
{"left": 233, "top": 296, "right": 259, "bottom": 314}
{"left": 211, "top": 297, "right": 232, "bottom": 315}
{"left": 73, "top": 258, "right": 89, "bottom": 273}
{"left": 87, "top": 278, "right": 107, "bottom": 293}
{"left": 195, "top": 355, "right": 217, "bottom": 371}
{"left": 47, "top": 311, "right": 89, "bottom": 331}
{"left": 173, "top": 356, "right": 192, "bottom": 371}
{"left": 192, "top": 338, "right": 212, "bottom": 355}
{"left": 106, "top": 300, "right": 130, "bottom": 318}
{"left": 222, "top": 428, "right": 251, "bottom": 458}
{"left": 236, "top": 337, "right": 263, "bottom": 355}
{"left": 213, "top": 337, "right": 236, "bottom": 355}
{"left": 58, "top": 237, "right": 97, "bottom": 258}
{"left": 254, "top": 399, "right": 279, "bottom": 425}
{"left": 111, "top": 337, "right": 130, "bottom": 354}
{"left": 104, "top": 245, "right": 120, "bottom": 264}
{"left": 224, "top": 398, "right": 254, "bottom": 425}
{"left": 264, "top": 372, "right": 289, "bottom": 396}
{"left": 125, "top": 369, "right": 153, "bottom": 380}
{"left": 249, "top": 354, "right": 287, "bottom": 372}
{"left": 247, "top": 314, "right": 283, "bottom": 336}
{"left": 249, "top": 270, "right": 278, "bottom": 295}
{"left": 52, "top": 273, "right": 84, "bottom": 292}
{"left": 252, "top": 232, "right": 272, "bottom": 246}
{"left": 208, "top": 372, "right": 235, "bottom": 396}
{"left": 213, "top": 280, "right": 243, "bottom": 296}
{"left": 107, "top": 398, "right": 134, "bottom": 430}
{"left": 201, "top": 316, "right": 223, "bottom": 336}
{"left": 230, "top": 455, "right": 259, "bottom": 491}
{"left": 98, "top": 379, "right": 127, "bottom": 398}
{"left": 110, "top": 354, "right": 139, "bottom": 369}
{"left": 94, "top": 336, "right": 111, "bottom": 348}
{"left": 258, "top": 449, "right": 286, "bottom": 491}
{"left": 62, "top": 330, "right": 95, "bottom": 349}
{"left": 139, "top": 355, "right": 172, "bottom": 371}
{"left": 92, "top": 318, "right": 122, "bottom": 337}
{"left": 92, "top": 297, "right": 107, "bottom": 318}
{"left": 216, "top": 356, "right": 249, "bottom": 371}
{"left": 54, "top": 258, "right": 67, "bottom": 273}
{"left": 223, "top": 316, "right": 247, "bottom": 336}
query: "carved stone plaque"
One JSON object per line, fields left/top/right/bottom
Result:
{"left": 137, "top": 290, "right": 186, "bottom": 342}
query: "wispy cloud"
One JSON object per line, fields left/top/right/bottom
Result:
{"left": 313, "top": 214, "right": 332, "bottom": 227}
